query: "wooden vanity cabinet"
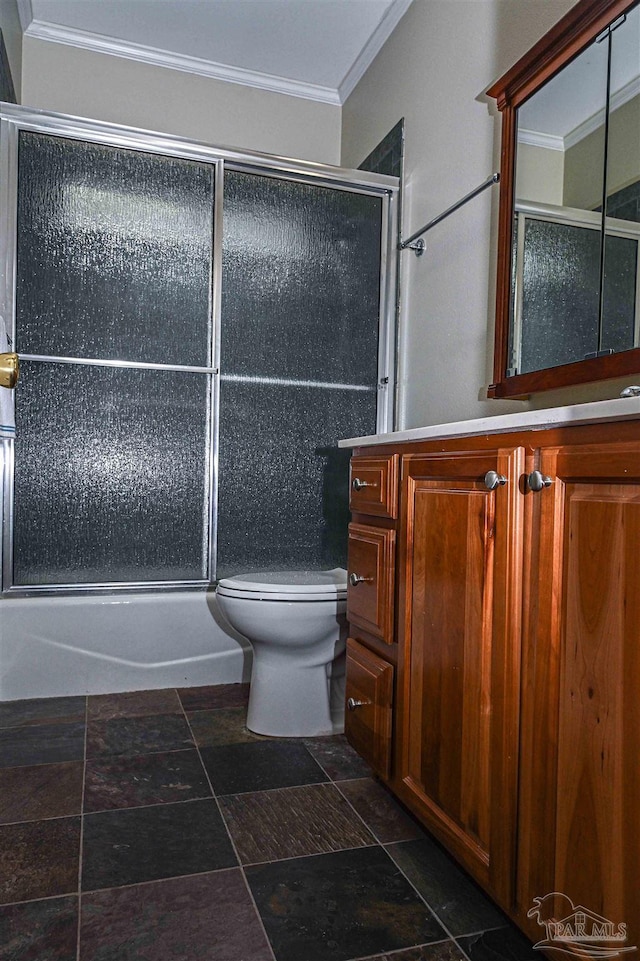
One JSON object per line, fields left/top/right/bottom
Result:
{"left": 394, "top": 446, "right": 524, "bottom": 906}
{"left": 345, "top": 421, "right": 640, "bottom": 948}
{"left": 517, "top": 439, "right": 640, "bottom": 948}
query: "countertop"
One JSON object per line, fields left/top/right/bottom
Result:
{"left": 338, "top": 396, "right": 640, "bottom": 448}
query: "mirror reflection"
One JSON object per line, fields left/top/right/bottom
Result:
{"left": 510, "top": 3, "right": 640, "bottom": 377}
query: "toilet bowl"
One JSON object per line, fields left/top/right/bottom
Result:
{"left": 216, "top": 568, "right": 347, "bottom": 737}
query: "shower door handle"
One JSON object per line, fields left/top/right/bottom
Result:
{"left": 0, "top": 353, "right": 19, "bottom": 389}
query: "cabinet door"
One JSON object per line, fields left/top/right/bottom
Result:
{"left": 397, "top": 448, "right": 524, "bottom": 906}
{"left": 518, "top": 443, "right": 640, "bottom": 949}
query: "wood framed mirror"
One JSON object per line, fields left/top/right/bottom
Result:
{"left": 488, "top": 0, "right": 640, "bottom": 398}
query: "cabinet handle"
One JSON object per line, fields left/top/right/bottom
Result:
{"left": 349, "top": 572, "right": 373, "bottom": 587}
{"left": 527, "top": 470, "right": 553, "bottom": 492}
{"left": 352, "top": 477, "right": 378, "bottom": 491}
{"left": 484, "top": 470, "right": 507, "bottom": 491}
{"left": 347, "top": 697, "right": 370, "bottom": 711}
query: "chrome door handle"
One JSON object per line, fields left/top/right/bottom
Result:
{"left": 349, "top": 572, "right": 373, "bottom": 587}
{"left": 484, "top": 470, "right": 507, "bottom": 491}
{"left": 0, "top": 353, "right": 19, "bottom": 389}
{"left": 527, "top": 470, "right": 553, "bottom": 492}
{"left": 352, "top": 477, "right": 377, "bottom": 491}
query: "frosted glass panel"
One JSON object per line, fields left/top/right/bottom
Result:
{"left": 16, "top": 133, "right": 214, "bottom": 366}
{"left": 520, "top": 220, "right": 600, "bottom": 373}
{"left": 13, "top": 362, "right": 211, "bottom": 585}
{"left": 217, "top": 171, "right": 382, "bottom": 577}
{"left": 601, "top": 234, "right": 638, "bottom": 353}
{"left": 221, "top": 171, "right": 381, "bottom": 385}
{"left": 519, "top": 220, "right": 638, "bottom": 373}
{"left": 216, "top": 381, "right": 373, "bottom": 579}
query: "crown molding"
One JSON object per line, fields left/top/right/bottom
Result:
{"left": 564, "top": 74, "right": 640, "bottom": 148}
{"left": 25, "top": 19, "right": 342, "bottom": 105}
{"left": 16, "top": 0, "right": 33, "bottom": 33}
{"left": 521, "top": 75, "right": 640, "bottom": 153}
{"left": 517, "top": 128, "right": 565, "bottom": 151}
{"left": 339, "top": 0, "right": 413, "bottom": 103}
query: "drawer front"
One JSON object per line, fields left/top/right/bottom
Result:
{"left": 347, "top": 523, "right": 396, "bottom": 644}
{"left": 349, "top": 455, "right": 398, "bottom": 519}
{"left": 345, "top": 637, "right": 394, "bottom": 778}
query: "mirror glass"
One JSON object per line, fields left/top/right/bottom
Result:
{"left": 511, "top": 35, "right": 610, "bottom": 375}
{"left": 508, "top": 2, "right": 640, "bottom": 381}
{"left": 602, "top": 6, "right": 640, "bottom": 355}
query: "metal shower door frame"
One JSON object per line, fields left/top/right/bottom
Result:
{"left": 0, "top": 104, "right": 399, "bottom": 595}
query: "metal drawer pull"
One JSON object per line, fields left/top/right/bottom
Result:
{"left": 484, "top": 470, "right": 507, "bottom": 491}
{"left": 347, "top": 697, "right": 371, "bottom": 711}
{"left": 349, "top": 572, "right": 373, "bottom": 587}
{"left": 527, "top": 470, "right": 553, "bottom": 492}
{"left": 352, "top": 477, "right": 378, "bottom": 491}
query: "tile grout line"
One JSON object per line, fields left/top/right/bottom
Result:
{"left": 177, "top": 690, "right": 278, "bottom": 961}
{"left": 77, "top": 693, "right": 89, "bottom": 961}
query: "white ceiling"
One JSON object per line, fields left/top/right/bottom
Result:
{"left": 20, "top": 0, "right": 413, "bottom": 104}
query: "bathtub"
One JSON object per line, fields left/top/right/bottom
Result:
{"left": 0, "top": 590, "right": 252, "bottom": 701}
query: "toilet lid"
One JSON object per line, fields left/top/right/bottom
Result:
{"left": 217, "top": 567, "right": 347, "bottom": 599}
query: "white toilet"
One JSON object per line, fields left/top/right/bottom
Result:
{"left": 216, "top": 568, "right": 347, "bottom": 737}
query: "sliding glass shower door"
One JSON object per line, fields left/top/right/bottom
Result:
{"left": 0, "top": 106, "right": 398, "bottom": 594}
{"left": 8, "top": 131, "right": 216, "bottom": 588}
{"left": 217, "top": 171, "right": 383, "bottom": 578}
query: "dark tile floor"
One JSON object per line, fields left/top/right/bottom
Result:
{"left": 0, "top": 684, "right": 538, "bottom": 961}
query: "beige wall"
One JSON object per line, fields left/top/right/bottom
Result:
{"left": 516, "top": 143, "right": 565, "bottom": 206}
{"left": 22, "top": 36, "right": 342, "bottom": 164}
{"left": 340, "top": 0, "right": 637, "bottom": 429}
{"left": 565, "top": 94, "right": 640, "bottom": 209}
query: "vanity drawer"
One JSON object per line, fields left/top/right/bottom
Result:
{"left": 349, "top": 454, "right": 399, "bottom": 519}
{"left": 347, "top": 523, "right": 395, "bottom": 644}
{"left": 345, "top": 637, "right": 394, "bottom": 778}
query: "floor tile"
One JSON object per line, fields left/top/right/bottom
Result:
{"left": 177, "top": 683, "right": 250, "bottom": 712}
{"left": 246, "top": 845, "right": 446, "bottom": 961}
{"left": 0, "top": 895, "right": 78, "bottom": 961}
{"left": 456, "top": 925, "right": 538, "bottom": 960}
{"left": 187, "top": 707, "right": 264, "bottom": 747}
{"left": 80, "top": 869, "right": 273, "bottom": 961}
{"left": 0, "top": 761, "right": 84, "bottom": 824}
{"left": 82, "top": 798, "right": 237, "bottom": 891}
{"left": 219, "top": 782, "right": 375, "bottom": 864}
{"left": 84, "top": 748, "right": 212, "bottom": 812}
{"left": 0, "top": 696, "right": 85, "bottom": 730}
{"left": 385, "top": 837, "right": 508, "bottom": 938}
{"left": 87, "top": 689, "right": 182, "bottom": 721}
{"left": 86, "top": 713, "right": 194, "bottom": 758}
{"left": 359, "top": 943, "right": 468, "bottom": 961}
{"left": 302, "top": 735, "right": 373, "bottom": 780}
{"left": 200, "top": 740, "right": 329, "bottom": 795}
{"left": 337, "top": 778, "right": 424, "bottom": 844}
{"left": 0, "top": 721, "right": 86, "bottom": 769}
{"left": 0, "top": 818, "right": 81, "bottom": 905}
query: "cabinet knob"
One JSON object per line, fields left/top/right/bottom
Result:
{"left": 527, "top": 470, "right": 553, "bottom": 492}
{"left": 352, "top": 477, "right": 377, "bottom": 491}
{"left": 349, "top": 572, "right": 373, "bottom": 587}
{"left": 347, "top": 697, "right": 370, "bottom": 711}
{"left": 484, "top": 470, "right": 507, "bottom": 491}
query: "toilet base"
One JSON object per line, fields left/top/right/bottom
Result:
{"left": 247, "top": 656, "right": 344, "bottom": 738}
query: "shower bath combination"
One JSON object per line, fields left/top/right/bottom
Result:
{"left": 0, "top": 104, "right": 398, "bottom": 704}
